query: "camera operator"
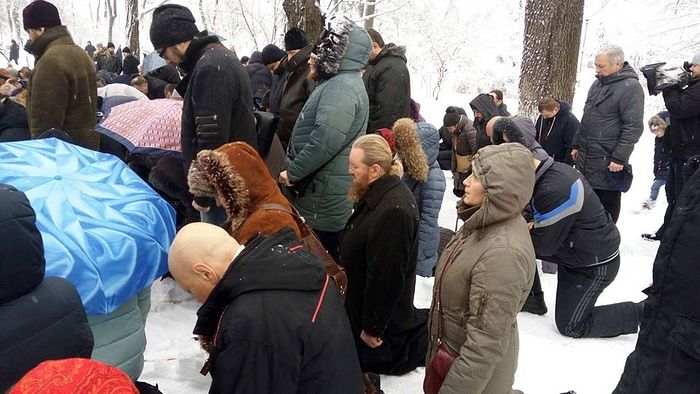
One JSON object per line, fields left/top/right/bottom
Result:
{"left": 645, "top": 52, "right": 700, "bottom": 241}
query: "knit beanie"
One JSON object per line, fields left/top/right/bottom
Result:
{"left": 22, "top": 0, "right": 62, "bottom": 30}
{"left": 443, "top": 106, "right": 461, "bottom": 128}
{"left": 284, "top": 28, "right": 308, "bottom": 51}
{"left": 693, "top": 51, "right": 700, "bottom": 66}
{"left": 261, "top": 44, "right": 286, "bottom": 66}
{"left": 149, "top": 4, "right": 200, "bottom": 50}
{"left": 107, "top": 42, "right": 115, "bottom": 49}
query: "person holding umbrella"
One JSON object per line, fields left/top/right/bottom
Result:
{"left": 149, "top": 4, "right": 257, "bottom": 224}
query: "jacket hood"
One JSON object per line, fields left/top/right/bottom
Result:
{"left": 393, "top": 118, "right": 429, "bottom": 182}
{"left": 597, "top": 62, "right": 639, "bottom": 85}
{"left": 249, "top": 51, "right": 263, "bottom": 64}
{"left": 314, "top": 18, "right": 370, "bottom": 79}
{"left": 178, "top": 31, "right": 222, "bottom": 74}
{"left": 462, "top": 143, "right": 535, "bottom": 230}
{"left": 558, "top": 100, "right": 572, "bottom": 115}
{"left": 29, "top": 26, "right": 73, "bottom": 59}
{"left": 469, "top": 93, "right": 501, "bottom": 123}
{"left": 416, "top": 122, "right": 440, "bottom": 167}
{"left": 0, "top": 184, "right": 46, "bottom": 303}
{"left": 370, "top": 43, "right": 407, "bottom": 65}
{"left": 188, "top": 142, "right": 295, "bottom": 239}
{"left": 194, "top": 228, "right": 326, "bottom": 337}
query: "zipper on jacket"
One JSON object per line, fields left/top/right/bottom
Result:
{"left": 476, "top": 291, "right": 489, "bottom": 330}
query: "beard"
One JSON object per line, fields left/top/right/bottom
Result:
{"left": 348, "top": 174, "right": 370, "bottom": 203}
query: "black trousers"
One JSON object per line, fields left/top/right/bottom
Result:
{"left": 594, "top": 189, "right": 621, "bottom": 223}
{"left": 315, "top": 229, "right": 344, "bottom": 263}
{"left": 555, "top": 256, "right": 640, "bottom": 338}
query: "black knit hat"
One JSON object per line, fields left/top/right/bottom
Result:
{"left": 149, "top": 4, "right": 200, "bottom": 50}
{"left": 122, "top": 47, "right": 131, "bottom": 53}
{"left": 107, "top": 42, "right": 115, "bottom": 49}
{"left": 261, "top": 44, "right": 286, "bottom": 65}
{"left": 443, "top": 106, "right": 461, "bottom": 128}
{"left": 284, "top": 28, "right": 308, "bottom": 51}
{"left": 23, "top": 0, "right": 62, "bottom": 30}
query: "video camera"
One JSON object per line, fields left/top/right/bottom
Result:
{"left": 640, "top": 62, "right": 692, "bottom": 96}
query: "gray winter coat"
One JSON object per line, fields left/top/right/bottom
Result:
{"left": 286, "top": 22, "right": 371, "bottom": 232}
{"left": 573, "top": 63, "right": 644, "bottom": 190}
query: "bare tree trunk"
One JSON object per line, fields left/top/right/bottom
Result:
{"left": 518, "top": 0, "right": 584, "bottom": 119}
{"left": 126, "top": 0, "right": 140, "bottom": 58}
{"left": 199, "top": 0, "right": 209, "bottom": 31}
{"left": 10, "top": 1, "right": 22, "bottom": 45}
{"left": 363, "top": 1, "right": 376, "bottom": 30}
{"left": 105, "top": 0, "right": 118, "bottom": 44}
{"left": 283, "top": 0, "right": 325, "bottom": 43}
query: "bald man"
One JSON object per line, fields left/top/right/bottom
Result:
{"left": 168, "top": 223, "right": 362, "bottom": 393}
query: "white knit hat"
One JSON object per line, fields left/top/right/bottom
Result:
{"left": 693, "top": 51, "right": 700, "bottom": 66}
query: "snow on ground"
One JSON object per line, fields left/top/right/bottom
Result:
{"left": 143, "top": 134, "right": 663, "bottom": 393}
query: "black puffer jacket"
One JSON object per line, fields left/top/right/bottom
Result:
{"left": 176, "top": 31, "right": 257, "bottom": 174}
{"left": 614, "top": 160, "right": 700, "bottom": 393}
{"left": 0, "top": 184, "right": 93, "bottom": 391}
{"left": 530, "top": 157, "right": 620, "bottom": 268}
{"left": 662, "top": 78, "right": 700, "bottom": 160}
{"left": 193, "top": 228, "right": 362, "bottom": 394}
{"left": 122, "top": 54, "right": 140, "bottom": 76}
{"left": 534, "top": 100, "right": 579, "bottom": 165}
{"left": 245, "top": 51, "right": 272, "bottom": 101}
{"left": 573, "top": 63, "right": 645, "bottom": 190}
{"left": 363, "top": 43, "right": 412, "bottom": 132}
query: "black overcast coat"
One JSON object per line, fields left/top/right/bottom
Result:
{"left": 193, "top": 228, "right": 362, "bottom": 394}
{"left": 614, "top": 161, "right": 700, "bottom": 393}
{"left": 341, "top": 175, "right": 427, "bottom": 374}
{"left": 176, "top": 32, "right": 257, "bottom": 174}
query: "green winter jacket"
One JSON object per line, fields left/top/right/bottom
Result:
{"left": 286, "top": 22, "right": 371, "bottom": 232}
{"left": 27, "top": 26, "right": 98, "bottom": 150}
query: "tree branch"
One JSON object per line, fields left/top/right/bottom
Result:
{"left": 356, "top": 0, "right": 409, "bottom": 21}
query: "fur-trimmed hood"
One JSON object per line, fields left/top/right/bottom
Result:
{"left": 313, "top": 17, "right": 371, "bottom": 80}
{"left": 393, "top": 118, "right": 429, "bottom": 183}
{"left": 187, "top": 142, "right": 301, "bottom": 243}
{"left": 369, "top": 43, "right": 407, "bottom": 66}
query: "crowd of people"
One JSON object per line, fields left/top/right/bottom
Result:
{"left": 1, "top": 0, "right": 699, "bottom": 393}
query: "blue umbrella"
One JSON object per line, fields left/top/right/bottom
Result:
{"left": 0, "top": 138, "right": 176, "bottom": 314}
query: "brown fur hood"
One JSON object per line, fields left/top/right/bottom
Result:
{"left": 187, "top": 142, "right": 301, "bottom": 243}
{"left": 393, "top": 118, "right": 428, "bottom": 182}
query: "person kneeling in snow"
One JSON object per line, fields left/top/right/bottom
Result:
{"left": 168, "top": 223, "right": 362, "bottom": 393}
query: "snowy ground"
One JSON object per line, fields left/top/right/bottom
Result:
{"left": 142, "top": 132, "right": 663, "bottom": 393}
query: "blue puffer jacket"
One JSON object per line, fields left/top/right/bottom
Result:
{"left": 399, "top": 122, "right": 446, "bottom": 277}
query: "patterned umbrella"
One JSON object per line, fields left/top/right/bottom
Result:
{"left": 0, "top": 138, "right": 176, "bottom": 314}
{"left": 96, "top": 98, "right": 182, "bottom": 157}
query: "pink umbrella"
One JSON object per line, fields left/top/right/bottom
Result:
{"left": 96, "top": 98, "right": 182, "bottom": 156}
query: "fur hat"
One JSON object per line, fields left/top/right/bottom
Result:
{"left": 443, "top": 106, "right": 461, "bottom": 127}
{"left": 284, "top": 28, "right": 308, "bottom": 51}
{"left": 693, "top": 51, "right": 700, "bottom": 66}
{"left": 393, "top": 118, "right": 429, "bottom": 183}
{"left": 149, "top": 4, "right": 199, "bottom": 50}
{"left": 187, "top": 142, "right": 301, "bottom": 243}
{"left": 261, "top": 44, "right": 286, "bottom": 66}
{"left": 22, "top": 0, "right": 61, "bottom": 30}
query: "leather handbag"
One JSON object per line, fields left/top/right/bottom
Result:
{"left": 255, "top": 203, "right": 348, "bottom": 302}
{"left": 455, "top": 153, "right": 471, "bottom": 173}
{"left": 423, "top": 246, "right": 461, "bottom": 394}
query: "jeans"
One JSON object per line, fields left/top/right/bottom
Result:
{"left": 649, "top": 178, "right": 666, "bottom": 201}
{"left": 555, "top": 256, "right": 640, "bottom": 338}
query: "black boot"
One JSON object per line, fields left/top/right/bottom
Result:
{"left": 521, "top": 291, "right": 548, "bottom": 315}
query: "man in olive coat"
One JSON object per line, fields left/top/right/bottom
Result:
{"left": 23, "top": 0, "right": 98, "bottom": 150}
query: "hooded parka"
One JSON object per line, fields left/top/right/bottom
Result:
{"left": 426, "top": 143, "right": 536, "bottom": 394}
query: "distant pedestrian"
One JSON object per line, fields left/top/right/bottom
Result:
{"left": 9, "top": 40, "right": 19, "bottom": 65}
{"left": 641, "top": 112, "right": 671, "bottom": 210}
{"left": 84, "top": 40, "right": 95, "bottom": 58}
